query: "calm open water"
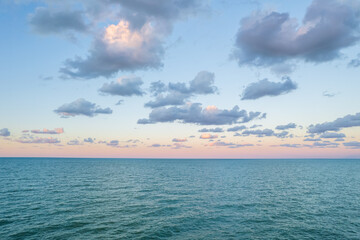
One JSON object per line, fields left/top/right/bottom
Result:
{"left": 0, "top": 158, "right": 359, "bottom": 239}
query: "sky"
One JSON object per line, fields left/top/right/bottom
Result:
{"left": 1, "top": 0, "right": 360, "bottom": 158}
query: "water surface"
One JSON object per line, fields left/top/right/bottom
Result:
{"left": 0, "top": 158, "right": 359, "bottom": 239}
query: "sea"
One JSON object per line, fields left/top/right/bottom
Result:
{"left": 0, "top": 158, "right": 359, "bottom": 239}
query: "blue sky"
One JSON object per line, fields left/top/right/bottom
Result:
{"left": 1, "top": 0, "right": 360, "bottom": 158}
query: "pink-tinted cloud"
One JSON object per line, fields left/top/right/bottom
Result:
{"left": 200, "top": 133, "right": 218, "bottom": 139}
{"left": 31, "top": 128, "right": 64, "bottom": 134}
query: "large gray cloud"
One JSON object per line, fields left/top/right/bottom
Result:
{"left": 145, "top": 71, "right": 217, "bottom": 108}
{"left": 57, "top": 0, "right": 206, "bottom": 79}
{"left": 0, "top": 128, "right": 10, "bottom": 137}
{"left": 138, "top": 103, "right": 265, "bottom": 125}
{"left": 233, "top": 0, "right": 360, "bottom": 66}
{"left": 99, "top": 77, "right": 144, "bottom": 96}
{"left": 28, "top": 7, "right": 88, "bottom": 35}
{"left": 308, "top": 112, "right": 360, "bottom": 133}
{"left": 54, "top": 98, "right": 113, "bottom": 117}
{"left": 241, "top": 77, "right": 297, "bottom": 100}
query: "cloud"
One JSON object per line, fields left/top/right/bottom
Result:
{"left": 145, "top": 92, "right": 189, "bottom": 108}
{"left": 304, "top": 138, "right": 322, "bottom": 142}
{"left": 198, "top": 127, "right": 223, "bottom": 133}
{"left": 17, "top": 137, "right": 60, "bottom": 144}
{"left": 149, "top": 143, "right": 171, "bottom": 148}
{"left": 270, "top": 63, "right": 296, "bottom": 75}
{"left": 276, "top": 123, "right": 296, "bottom": 130}
{"left": 233, "top": 0, "right": 360, "bottom": 66}
{"left": 28, "top": 7, "right": 88, "bottom": 35}
{"left": 0, "top": 128, "right": 10, "bottom": 137}
{"left": 227, "top": 125, "right": 247, "bottom": 132}
{"left": 149, "top": 81, "right": 167, "bottom": 96}
{"left": 281, "top": 144, "right": 303, "bottom": 148}
{"left": 348, "top": 54, "right": 360, "bottom": 67}
{"left": 84, "top": 137, "right": 94, "bottom": 143}
{"left": 200, "top": 133, "right": 218, "bottom": 139}
{"left": 319, "top": 132, "right": 346, "bottom": 138}
{"left": 242, "top": 129, "right": 274, "bottom": 137}
{"left": 343, "top": 141, "right": 360, "bottom": 149}
{"left": 250, "top": 124, "right": 262, "bottom": 129}
{"left": 138, "top": 103, "right": 265, "bottom": 125}
{"left": 172, "top": 138, "right": 187, "bottom": 142}
{"left": 172, "top": 143, "right": 191, "bottom": 149}
{"left": 54, "top": 98, "right": 113, "bottom": 117}
{"left": 59, "top": 0, "right": 206, "bottom": 79}
{"left": 208, "top": 141, "right": 254, "bottom": 148}
{"left": 106, "top": 140, "right": 119, "bottom": 146}
{"left": 308, "top": 112, "right": 360, "bottom": 133}
{"left": 115, "top": 100, "right": 124, "bottom": 105}
{"left": 322, "top": 91, "right": 337, "bottom": 97}
{"left": 67, "top": 139, "right": 81, "bottom": 145}
{"left": 275, "top": 141, "right": 339, "bottom": 148}
{"left": 31, "top": 128, "right": 64, "bottom": 134}
{"left": 241, "top": 77, "right": 297, "bottom": 100}
{"left": 60, "top": 20, "right": 165, "bottom": 79}
{"left": 145, "top": 71, "right": 217, "bottom": 108}
{"left": 313, "top": 141, "right": 339, "bottom": 148}
{"left": 99, "top": 76, "right": 144, "bottom": 96}
{"left": 174, "top": 71, "right": 218, "bottom": 95}
{"left": 241, "top": 129, "right": 290, "bottom": 138}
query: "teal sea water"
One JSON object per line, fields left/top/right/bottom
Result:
{"left": 0, "top": 158, "right": 359, "bottom": 239}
